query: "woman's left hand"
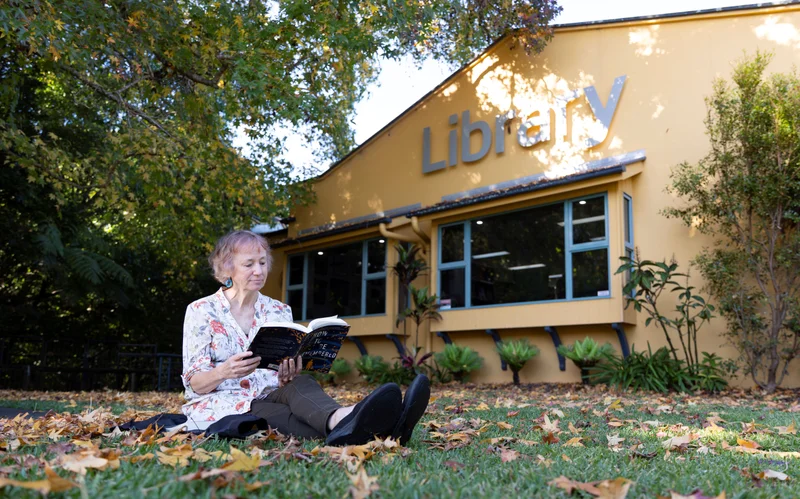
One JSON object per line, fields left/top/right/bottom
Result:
{"left": 278, "top": 355, "right": 302, "bottom": 387}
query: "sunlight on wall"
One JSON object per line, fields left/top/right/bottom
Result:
{"left": 628, "top": 26, "right": 667, "bottom": 57}
{"left": 754, "top": 15, "right": 800, "bottom": 48}
{"left": 651, "top": 96, "right": 665, "bottom": 119}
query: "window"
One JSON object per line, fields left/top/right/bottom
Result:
{"left": 286, "top": 239, "right": 386, "bottom": 320}
{"left": 437, "top": 194, "right": 611, "bottom": 308}
{"left": 623, "top": 193, "right": 634, "bottom": 291}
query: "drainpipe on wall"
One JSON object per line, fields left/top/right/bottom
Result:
{"left": 378, "top": 223, "right": 426, "bottom": 252}
{"left": 410, "top": 217, "right": 430, "bottom": 245}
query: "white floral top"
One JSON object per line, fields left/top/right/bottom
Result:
{"left": 181, "top": 288, "right": 293, "bottom": 425}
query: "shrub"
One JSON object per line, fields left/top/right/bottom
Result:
{"left": 380, "top": 361, "right": 417, "bottom": 386}
{"left": 435, "top": 344, "right": 483, "bottom": 382}
{"left": 497, "top": 339, "right": 539, "bottom": 385}
{"left": 329, "top": 358, "right": 351, "bottom": 382}
{"left": 592, "top": 344, "right": 695, "bottom": 393}
{"left": 694, "top": 352, "right": 730, "bottom": 393}
{"left": 354, "top": 355, "right": 389, "bottom": 384}
{"left": 557, "top": 337, "right": 615, "bottom": 385}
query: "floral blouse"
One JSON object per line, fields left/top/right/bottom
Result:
{"left": 181, "top": 288, "right": 293, "bottom": 425}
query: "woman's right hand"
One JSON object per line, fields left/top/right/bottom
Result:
{"left": 216, "top": 351, "right": 262, "bottom": 380}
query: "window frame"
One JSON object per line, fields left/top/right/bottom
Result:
{"left": 623, "top": 193, "right": 635, "bottom": 294}
{"left": 286, "top": 238, "right": 387, "bottom": 321}
{"left": 436, "top": 192, "right": 612, "bottom": 310}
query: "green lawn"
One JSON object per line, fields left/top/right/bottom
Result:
{"left": 1, "top": 385, "right": 799, "bottom": 498}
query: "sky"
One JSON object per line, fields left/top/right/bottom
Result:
{"left": 236, "top": 0, "right": 757, "bottom": 174}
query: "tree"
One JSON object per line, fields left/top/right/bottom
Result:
{"left": 664, "top": 52, "right": 800, "bottom": 393}
{"left": 0, "top": 0, "right": 561, "bottom": 371}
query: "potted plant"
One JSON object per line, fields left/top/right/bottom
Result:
{"left": 497, "top": 339, "right": 539, "bottom": 385}
{"left": 557, "top": 337, "right": 614, "bottom": 385}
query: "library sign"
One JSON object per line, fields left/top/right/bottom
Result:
{"left": 422, "top": 75, "right": 627, "bottom": 173}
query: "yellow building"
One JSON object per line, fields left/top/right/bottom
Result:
{"left": 263, "top": 3, "right": 800, "bottom": 386}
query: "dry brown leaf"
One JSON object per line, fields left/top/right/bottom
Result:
{"left": 756, "top": 469, "right": 790, "bottom": 481}
{"left": 500, "top": 448, "right": 520, "bottom": 463}
{"left": 0, "top": 477, "right": 52, "bottom": 494}
{"left": 561, "top": 454, "right": 571, "bottom": 462}
{"left": 662, "top": 434, "right": 697, "bottom": 450}
{"left": 60, "top": 453, "right": 110, "bottom": 474}
{"left": 506, "top": 410, "right": 520, "bottom": 418}
{"left": 568, "top": 421, "right": 583, "bottom": 434}
{"left": 347, "top": 467, "right": 380, "bottom": 499}
{"left": 443, "top": 460, "right": 465, "bottom": 471}
{"left": 496, "top": 422, "right": 513, "bottom": 430}
{"left": 541, "top": 415, "right": 560, "bottom": 433}
{"left": 221, "top": 447, "right": 261, "bottom": 472}
{"left": 542, "top": 432, "right": 559, "bottom": 444}
{"left": 775, "top": 421, "right": 796, "bottom": 435}
{"left": 606, "top": 434, "right": 625, "bottom": 447}
{"left": 595, "top": 477, "right": 634, "bottom": 499}
{"left": 736, "top": 438, "right": 760, "bottom": 449}
{"left": 564, "top": 437, "right": 584, "bottom": 447}
{"left": 127, "top": 453, "right": 155, "bottom": 464}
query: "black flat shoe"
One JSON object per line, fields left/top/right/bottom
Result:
{"left": 325, "top": 383, "right": 402, "bottom": 446}
{"left": 392, "top": 374, "right": 430, "bottom": 445}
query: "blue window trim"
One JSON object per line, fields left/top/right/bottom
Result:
{"left": 286, "top": 238, "right": 387, "bottom": 321}
{"left": 623, "top": 193, "right": 635, "bottom": 296}
{"left": 437, "top": 193, "right": 612, "bottom": 310}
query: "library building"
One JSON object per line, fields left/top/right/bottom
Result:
{"left": 262, "top": 3, "right": 800, "bottom": 385}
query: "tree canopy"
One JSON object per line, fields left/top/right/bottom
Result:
{"left": 0, "top": 0, "right": 561, "bottom": 368}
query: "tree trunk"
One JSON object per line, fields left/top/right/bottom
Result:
{"left": 512, "top": 370, "right": 520, "bottom": 386}
{"left": 580, "top": 367, "right": 591, "bottom": 385}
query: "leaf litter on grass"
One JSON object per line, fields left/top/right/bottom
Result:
{"left": 1, "top": 384, "right": 800, "bottom": 497}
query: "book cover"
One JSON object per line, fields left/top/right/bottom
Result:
{"left": 248, "top": 316, "right": 350, "bottom": 373}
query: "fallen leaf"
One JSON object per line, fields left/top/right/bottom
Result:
{"left": 506, "top": 410, "right": 520, "bottom": 418}
{"left": 347, "top": 467, "right": 380, "bottom": 499}
{"left": 500, "top": 448, "right": 520, "bottom": 463}
{"left": 595, "top": 477, "right": 634, "bottom": 499}
{"left": 542, "top": 432, "right": 559, "bottom": 444}
{"left": 60, "top": 453, "right": 110, "bottom": 474}
{"left": 775, "top": 421, "right": 796, "bottom": 435}
{"left": 736, "top": 438, "right": 760, "bottom": 449}
{"left": 756, "top": 469, "right": 789, "bottom": 481}
{"left": 564, "top": 437, "right": 584, "bottom": 447}
{"left": 561, "top": 454, "right": 571, "bottom": 462}
{"left": 607, "top": 434, "right": 625, "bottom": 447}
{"left": 443, "top": 460, "right": 465, "bottom": 471}
{"left": 496, "top": 422, "right": 513, "bottom": 430}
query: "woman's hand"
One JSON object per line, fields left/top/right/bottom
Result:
{"left": 217, "top": 351, "right": 262, "bottom": 380}
{"left": 278, "top": 356, "right": 302, "bottom": 387}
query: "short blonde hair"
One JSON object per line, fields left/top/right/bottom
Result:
{"left": 208, "top": 230, "right": 273, "bottom": 284}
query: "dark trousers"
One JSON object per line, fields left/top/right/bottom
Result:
{"left": 249, "top": 374, "right": 342, "bottom": 439}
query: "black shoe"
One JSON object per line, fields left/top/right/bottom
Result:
{"left": 325, "top": 383, "right": 402, "bottom": 446}
{"left": 392, "top": 374, "right": 430, "bottom": 445}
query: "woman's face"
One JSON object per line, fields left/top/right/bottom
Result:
{"left": 229, "top": 245, "right": 268, "bottom": 291}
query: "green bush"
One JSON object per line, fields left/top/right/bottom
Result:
{"left": 592, "top": 345, "right": 731, "bottom": 394}
{"left": 329, "top": 358, "right": 352, "bottom": 382}
{"left": 380, "top": 361, "right": 417, "bottom": 386}
{"left": 434, "top": 344, "right": 483, "bottom": 382}
{"left": 557, "top": 337, "right": 615, "bottom": 385}
{"left": 694, "top": 352, "right": 730, "bottom": 393}
{"left": 592, "top": 344, "right": 695, "bottom": 393}
{"left": 354, "top": 355, "right": 389, "bottom": 384}
{"left": 497, "top": 339, "right": 539, "bottom": 385}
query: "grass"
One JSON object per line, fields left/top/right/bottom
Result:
{"left": 1, "top": 384, "right": 799, "bottom": 498}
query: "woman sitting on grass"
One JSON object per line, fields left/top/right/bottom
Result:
{"left": 181, "top": 230, "right": 429, "bottom": 445}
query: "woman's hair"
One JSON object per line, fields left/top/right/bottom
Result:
{"left": 208, "top": 230, "right": 273, "bottom": 284}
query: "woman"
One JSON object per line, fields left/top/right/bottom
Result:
{"left": 182, "top": 230, "right": 429, "bottom": 445}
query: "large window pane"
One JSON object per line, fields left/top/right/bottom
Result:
{"left": 572, "top": 197, "right": 605, "bottom": 244}
{"left": 306, "top": 243, "right": 362, "bottom": 318}
{"left": 470, "top": 204, "right": 566, "bottom": 305}
{"left": 440, "top": 268, "right": 465, "bottom": 308}
{"left": 287, "top": 289, "right": 303, "bottom": 320}
{"left": 288, "top": 255, "right": 304, "bottom": 286}
{"left": 367, "top": 239, "right": 386, "bottom": 274}
{"left": 441, "top": 225, "right": 464, "bottom": 263}
{"left": 365, "top": 278, "right": 386, "bottom": 314}
{"left": 572, "top": 249, "right": 609, "bottom": 298}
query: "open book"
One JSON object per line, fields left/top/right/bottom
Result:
{"left": 248, "top": 316, "right": 350, "bottom": 373}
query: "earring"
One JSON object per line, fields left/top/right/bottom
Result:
{"left": 224, "top": 277, "right": 233, "bottom": 288}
